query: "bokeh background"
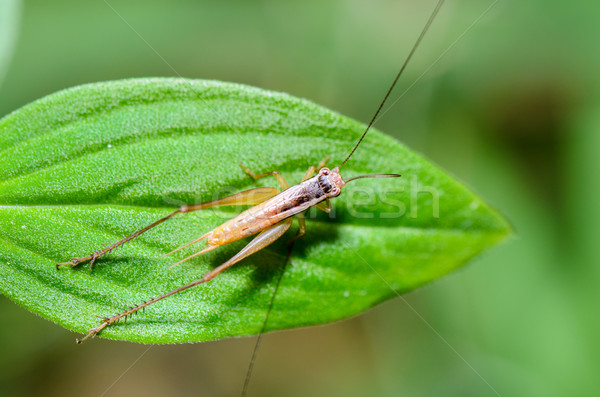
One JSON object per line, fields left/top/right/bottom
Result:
{"left": 1, "top": 0, "right": 599, "bottom": 396}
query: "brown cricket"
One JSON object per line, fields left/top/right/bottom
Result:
{"left": 58, "top": 0, "right": 445, "bottom": 343}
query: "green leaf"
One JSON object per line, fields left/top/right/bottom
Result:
{"left": 0, "top": 78, "right": 511, "bottom": 343}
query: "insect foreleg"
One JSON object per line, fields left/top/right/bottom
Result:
{"left": 301, "top": 156, "right": 331, "bottom": 182}
{"left": 239, "top": 164, "right": 290, "bottom": 190}
{"left": 77, "top": 217, "right": 294, "bottom": 343}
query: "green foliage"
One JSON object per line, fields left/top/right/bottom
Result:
{"left": 0, "top": 79, "right": 510, "bottom": 343}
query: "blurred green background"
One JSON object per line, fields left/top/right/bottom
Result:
{"left": 1, "top": 0, "right": 598, "bottom": 396}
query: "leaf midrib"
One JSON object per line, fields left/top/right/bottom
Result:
{"left": 0, "top": 203, "right": 505, "bottom": 236}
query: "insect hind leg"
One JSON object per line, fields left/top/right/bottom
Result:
{"left": 57, "top": 187, "right": 280, "bottom": 270}
{"left": 56, "top": 208, "right": 184, "bottom": 269}
{"left": 77, "top": 218, "right": 293, "bottom": 343}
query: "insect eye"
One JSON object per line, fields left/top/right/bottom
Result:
{"left": 320, "top": 168, "right": 330, "bottom": 175}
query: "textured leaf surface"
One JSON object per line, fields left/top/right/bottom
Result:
{"left": 0, "top": 78, "right": 510, "bottom": 343}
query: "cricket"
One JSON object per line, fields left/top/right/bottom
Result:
{"left": 57, "top": 0, "right": 446, "bottom": 344}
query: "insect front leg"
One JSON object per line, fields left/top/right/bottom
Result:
{"left": 77, "top": 218, "right": 293, "bottom": 343}
{"left": 57, "top": 187, "right": 280, "bottom": 269}
{"left": 239, "top": 164, "right": 290, "bottom": 190}
{"left": 301, "top": 155, "right": 331, "bottom": 182}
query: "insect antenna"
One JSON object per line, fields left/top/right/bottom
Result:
{"left": 242, "top": 2, "right": 446, "bottom": 393}
{"left": 338, "top": 0, "right": 445, "bottom": 169}
{"left": 344, "top": 173, "right": 402, "bottom": 183}
{"left": 241, "top": 244, "right": 294, "bottom": 397}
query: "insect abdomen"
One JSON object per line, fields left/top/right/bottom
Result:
{"left": 207, "top": 177, "right": 326, "bottom": 245}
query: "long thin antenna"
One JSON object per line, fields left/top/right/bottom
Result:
{"left": 241, "top": 244, "right": 293, "bottom": 397}
{"left": 242, "top": 2, "right": 445, "bottom": 393}
{"left": 345, "top": 173, "right": 402, "bottom": 183}
{"left": 339, "top": 0, "right": 445, "bottom": 169}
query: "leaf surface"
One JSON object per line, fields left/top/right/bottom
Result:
{"left": 0, "top": 78, "right": 510, "bottom": 343}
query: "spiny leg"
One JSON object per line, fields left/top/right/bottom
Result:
{"left": 57, "top": 209, "right": 182, "bottom": 270}
{"left": 77, "top": 218, "right": 293, "bottom": 343}
{"left": 57, "top": 187, "right": 280, "bottom": 269}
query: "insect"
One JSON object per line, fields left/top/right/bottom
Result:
{"left": 57, "top": 0, "right": 446, "bottom": 346}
